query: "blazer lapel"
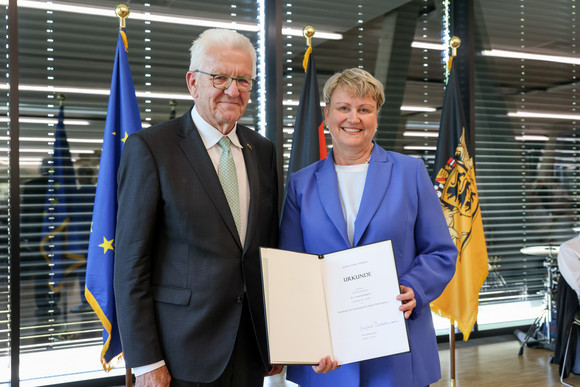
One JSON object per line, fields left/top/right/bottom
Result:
{"left": 353, "top": 144, "right": 392, "bottom": 246}
{"left": 237, "top": 128, "right": 259, "bottom": 255}
{"left": 178, "top": 112, "right": 242, "bottom": 247}
{"left": 315, "top": 150, "right": 350, "bottom": 247}
{"left": 353, "top": 144, "right": 393, "bottom": 246}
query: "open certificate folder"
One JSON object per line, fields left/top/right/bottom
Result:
{"left": 260, "top": 240, "right": 410, "bottom": 366}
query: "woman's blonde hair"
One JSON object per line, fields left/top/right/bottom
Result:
{"left": 323, "top": 68, "right": 385, "bottom": 110}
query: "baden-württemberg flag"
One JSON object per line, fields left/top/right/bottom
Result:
{"left": 85, "top": 29, "right": 142, "bottom": 371}
{"left": 40, "top": 104, "right": 86, "bottom": 292}
{"left": 430, "top": 63, "right": 489, "bottom": 341}
{"left": 287, "top": 47, "right": 327, "bottom": 182}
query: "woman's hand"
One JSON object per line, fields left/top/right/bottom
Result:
{"left": 312, "top": 355, "right": 339, "bottom": 374}
{"left": 397, "top": 285, "right": 416, "bottom": 319}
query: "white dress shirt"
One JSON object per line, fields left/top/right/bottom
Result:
{"left": 190, "top": 106, "right": 250, "bottom": 246}
{"left": 558, "top": 235, "right": 580, "bottom": 300}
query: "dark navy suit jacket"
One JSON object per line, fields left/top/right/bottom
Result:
{"left": 114, "top": 109, "right": 279, "bottom": 382}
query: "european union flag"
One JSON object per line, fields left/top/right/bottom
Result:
{"left": 40, "top": 105, "right": 84, "bottom": 292}
{"left": 85, "top": 29, "right": 142, "bottom": 371}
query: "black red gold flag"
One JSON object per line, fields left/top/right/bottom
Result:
{"left": 287, "top": 48, "right": 327, "bottom": 181}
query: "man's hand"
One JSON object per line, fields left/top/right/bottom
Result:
{"left": 136, "top": 365, "right": 171, "bottom": 387}
{"left": 265, "top": 365, "right": 284, "bottom": 376}
{"left": 312, "top": 355, "right": 339, "bottom": 374}
{"left": 397, "top": 285, "right": 416, "bottom": 319}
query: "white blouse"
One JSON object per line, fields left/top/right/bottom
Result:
{"left": 335, "top": 163, "right": 369, "bottom": 246}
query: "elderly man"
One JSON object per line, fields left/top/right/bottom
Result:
{"left": 114, "top": 28, "right": 281, "bottom": 387}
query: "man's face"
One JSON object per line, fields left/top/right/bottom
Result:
{"left": 186, "top": 47, "right": 254, "bottom": 134}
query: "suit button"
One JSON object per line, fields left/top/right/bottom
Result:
{"left": 236, "top": 295, "right": 243, "bottom": 304}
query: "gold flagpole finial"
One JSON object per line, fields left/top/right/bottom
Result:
{"left": 303, "top": 25, "right": 315, "bottom": 47}
{"left": 57, "top": 93, "right": 65, "bottom": 107}
{"left": 115, "top": 4, "right": 130, "bottom": 30}
{"left": 450, "top": 36, "right": 461, "bottom": 57}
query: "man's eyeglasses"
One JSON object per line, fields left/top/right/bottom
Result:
{"left": 194, "top": 70, "right": 256, "bottom": 92}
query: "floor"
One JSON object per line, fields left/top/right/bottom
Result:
{"left": 264, "top": 334, "right": 580, "bottom": 387}
{"left": 432, "top": 335, "right": 580, "bottom": 387}
{"left": 108, "top": 333, "right": 580, "bottom": 387}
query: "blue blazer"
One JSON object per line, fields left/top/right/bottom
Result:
{"left": 279, "top": 143, "right": 457, "bottom": 387}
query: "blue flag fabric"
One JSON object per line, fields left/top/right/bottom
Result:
{"left": 85, "top": 29, "right": 142, "bottom": 371}
{"left": 40, "top": 105, "right": 84, "bottom": 291}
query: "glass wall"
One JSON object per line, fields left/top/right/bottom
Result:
{"left": 474, "top": 0, "right": 579, "bottom": 305}
{"left": 9, "top": 0, "right": 260, "bottom": 384}
{"left": 1, "top": 0, "right": 579, "bottom": 384}
{"left": 0, "top": 1, "right": 10, "bottom": 384}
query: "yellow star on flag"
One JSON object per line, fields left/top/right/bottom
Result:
{"left": 121, "top": 131, "right": 129, "bottom": 143}
{"left": 98, "top": 237, "right": 115, "bottom": 254}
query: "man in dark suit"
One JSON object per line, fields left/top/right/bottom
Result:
{"left": 114, "top": 28, "right": 281, "bottom": 386}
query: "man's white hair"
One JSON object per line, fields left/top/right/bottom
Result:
{"left": 189, "top": 28, "right": 257, "bottom": 77}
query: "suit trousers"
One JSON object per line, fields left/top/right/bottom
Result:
{"left": 171, "top": 296, "right": 265, "bottom": 387}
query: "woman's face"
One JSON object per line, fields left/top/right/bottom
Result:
{"left": 325, "top": 87, "right": 378, "bottom": 155}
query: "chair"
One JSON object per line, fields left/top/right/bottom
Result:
{"left": 561, "top": 309, "right": 580, "bottom": 386}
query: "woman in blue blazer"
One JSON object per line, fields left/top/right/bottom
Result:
{"left": 280, "top": 68, "right": 457, "bottom": 387}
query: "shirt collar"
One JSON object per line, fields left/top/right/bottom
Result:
{"left": 191, "top": 106, "right": 243, "bottom": 150}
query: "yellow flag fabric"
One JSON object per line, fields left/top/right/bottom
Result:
{"left": 430, "top": 64, "right": 489, "bottom": 341}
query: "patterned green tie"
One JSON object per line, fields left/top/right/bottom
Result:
{"left": 218, "top": 136, "right": 241, "bottom": 235}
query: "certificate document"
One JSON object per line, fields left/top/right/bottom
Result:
{"left": 260, "top": 240, "right": 410, "bottom": 365}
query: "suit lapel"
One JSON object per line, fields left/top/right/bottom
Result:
{"left": 178, "top": 112, "right": 242, "bottom": 247}
{"left": 353, "top": 145, "right": 392, "bottom": 246}
{"left": 237, "top": 128, "right": 259, "bottom": 255}
{"left": 315, "top": 150, "right": 350, "bottom": 247}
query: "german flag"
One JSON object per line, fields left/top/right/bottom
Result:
{"left": 287, "top": 46, "right": 327, "bottom": 181}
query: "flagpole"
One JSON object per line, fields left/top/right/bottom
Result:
{"left": 286, "top": 24, "right": 327, "bottom": 179}
{"left": 55, "top": 92, "right": 69, "bottom": 335}
{"left": 450, "top": 323, "right": 456, "bottom": 387}
{"left": 116, "top": 3, "right": 129, "bottom": 29}
{"left": 86, "top": 0, "right": 142, "bottom": 380}
{"left": 303, "top": 25, "right": 314, "bottom": 47}
{"left": 447, "top": 36, "right": 461, "bottom": 387}
{"left": 302, "top": 25, "right": 314, "bottom": 73}
{"left": 115, "top": 4, "right": 134, "bottom": 387}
